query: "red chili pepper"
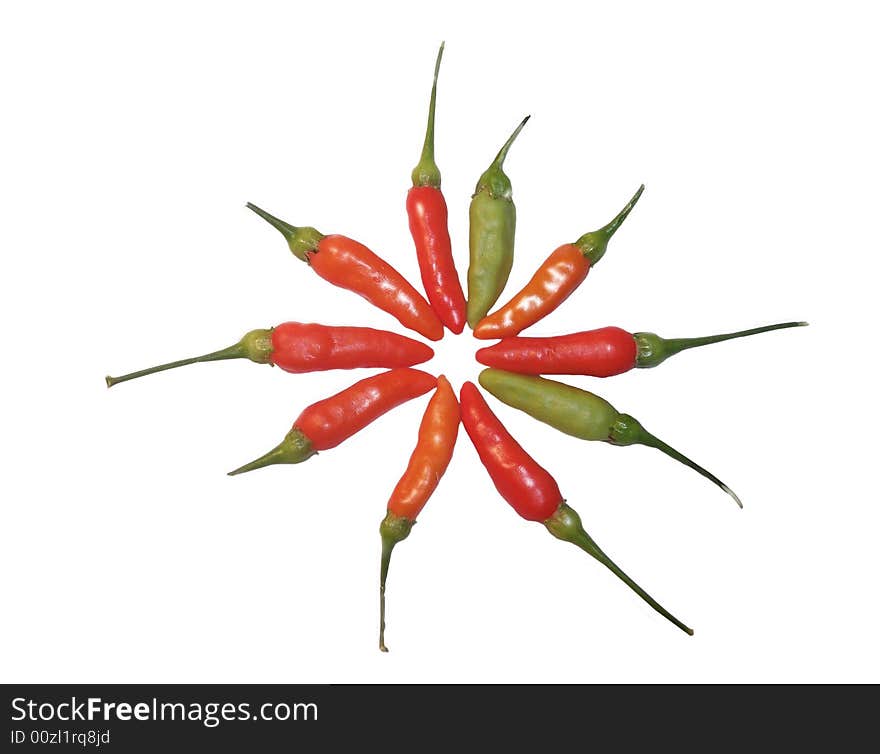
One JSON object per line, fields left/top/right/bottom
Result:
{"left": 379, "top": 375, "right": 459, "bottom": 651}
{"left": 246, "top": 204, "right": 444, "bottom": 341}
{"left": 476, "top": 321, "right": 807, "bottom": 377}
{"left": 459, "top": 382, "right": 693, "bottom": 635}
{"left": 105, "top": 322, "right": 434, "bottom": 387}
{"left": 407, "top": 43, "right": 466, "bottom": 334}
{"left": 472, "top": 186, "right": 643, "bottom": 339}
{"left": 228, "top": 369, "right": 437, "bottom": 476}
{"left": 459, "top": 381, "right": 561, "bottom": 522}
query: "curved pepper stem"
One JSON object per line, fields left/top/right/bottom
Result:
{"left": 105, "top": 329, "right": 274, "bottom": 388}
{"left": 473, "top": 115, "right": 530, "bottom": 200}
{"left": 227, "top": 428, "right": 316, "bottom": 476}
{"left": 609, "top": 414, "right": 742, "bottom": 508}
{"left": 545, "top": 503, "right": 693, "bottom": 635}
{"left": 411, "top": 42, "right": 445, "bottom": 188}
{"left": 378, "top": 512, "right": 414, "bottom": 653}
{"left": 246, "top": 203, "right": 324, "bottom": 262}
{"left": 634, "top": 321, "right": 808, "bottom": 369}
{"left": 575, "top": 184, "right": 644, "bottom": 266}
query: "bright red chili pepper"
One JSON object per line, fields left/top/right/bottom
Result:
{"left": 459, "top": 381, "right": 561, "bottom": 522}
{"left": 408, "top": 43, "right": 466, "bottom": 334}
{"left": 472, "top": 185, "right": 643, "bottom": 339}
{"left": 459, "top": 381, "right": 693, "bottom": 635}
{"left": 476, "top": 326, "right": 637, "bottom": 377}
{"left": 228, "top": 369, "right": 437, "bottom": 476}
{"left": 105, "top": 322, "right": 435, "bottom": 387}
{"left": 475, "top": 321, "right": 807, "bottom": 377}
{"left": 247, "top": 204, "right": 444, "bottom": 341}
{"left": 270, "top": 322, "right": 434, "bottom": 373}
{"left": 379, "top": 375, "right": 459, "bottom": 651}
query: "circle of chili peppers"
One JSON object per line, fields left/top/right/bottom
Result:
{"left": 106, "top": 43, "right": 806, "bottom": 651}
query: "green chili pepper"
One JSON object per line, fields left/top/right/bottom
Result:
{"left": 466, "top": 116, "right": 530, "bottom": 329}
{"left": 478, "top": 369, "right": 742, "bottom": 507}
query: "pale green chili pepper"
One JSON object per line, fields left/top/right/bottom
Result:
{"left": 466, "top": 116, "right": 530, "bottom": 329}
{"left": 478, "top": 368, "right": 743, "bottom": 507}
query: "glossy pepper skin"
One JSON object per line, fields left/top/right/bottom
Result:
{"left": 379, "top": 375, "right": 459, "bottom": 652}
{"left": 466, "top": 116, "right": 530, "bottom": 329}
{"left": 228, "top": 369, "right": 437, "bottom": 476}
{"left": 477, "top": 326, "right": 637, "bottom": 377}
{"left": 459, "top": 382, "right": 693, "bottom": 635}
{"left": 408, "top": 43, "right": 466, "bottom": 334}
{"left": 105, "top": 322, "right": 434, "bottom": 387}
{"left": 473, "top": 185, "right": 643, "bottom": 339}
{"left": 476, "top": 321, "right": 807, "bottom": 377}
{"left": 247, "top": 204, "right": 444, "bottom": 341}
{"left": 478, "top": 369, "right": 742, "bottom": 507}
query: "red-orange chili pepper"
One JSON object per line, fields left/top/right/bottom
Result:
{"left": 246, "top": 204, "right": 444, "bottom": 341}
{"left": 476, "top": 321, "right": 807, "bottom": 377}
{"left": 105, "top": 322, "right": 434, "bottom": 387}
{"left": 379, "top": 375, "right": 459, "bottom": 652}
{"left": 459, "top": 381, "right": 693, "bottom": 635}
{"left": 228, "top": 369, "right": 437, "bottom": 476}
{"left": 408, "top": 43, "right": 466, "bottom": 334}
{"left": 472, "top": 185, "right": 643, "bottom": 339}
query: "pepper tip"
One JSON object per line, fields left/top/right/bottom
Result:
{"left": 723, "top": 484, "right": 744, "bottom": 509}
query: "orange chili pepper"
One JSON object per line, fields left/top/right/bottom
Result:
{"left": 379, "top": 375, "right": 459, "bottom": 652}
{"left": 247, "top": 204, "right": 445, "bottom": 341}
{"left": 473, "top": 185, "right": 644, "bottom": 339}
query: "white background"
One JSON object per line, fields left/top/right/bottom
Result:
{"left": 1, "top": 1, "right": 877, "bottom": 683}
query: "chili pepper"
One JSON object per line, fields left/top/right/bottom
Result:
{"left": 466, "top": 116, "right": 530, "bottom": 329}
{"left": 476, "top": 321, "right": 807, "bottom": 377}
{"left": 473, "top": 185, "right": 644, "bottom": 339}
{"left": 105, "top": 322, "right": 434, "bottom": 387}
{"left": 407, "top": 43, "right": 466, "bottom": 335}
{"left": 246, "top": 204, "right": 444, "bottom": 341}
{"left": 228, "top": 368, "right": 437, "bottom": 476}
{"left": 478, "top": 369, "right": 742, "bottom": 507}
{"left": 379, "top": 375, "right": 459, "bottom": 652}
{"left": 459, "top": 382, "right": 692, "bottom": 635}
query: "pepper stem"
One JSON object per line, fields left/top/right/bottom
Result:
{"left": 411, "top": 42, "right": 445, "bottom": 188}
{"left": 227, "top": 428, "right": 316, "bottom": 476}
{"left": 609, "top": 414, "right": 743, "bottom": 508}
{"left": 545, "top": 503, "right": 693, "bottom": 635}
{"left": 379, "top": 512, "right": 414, "bottom": 653}
{"left": 491, "top": 115, "right": 530, "bottom": 171}
{"left": 105, "top": 329, "right": 274, "bottom": 388}
{"left": 634, "top": 321, "right": 808, "bottom": 369}
{"left": 246, "top": 203, "right": 324, "bottom": 262}
{"left": 473, "top": 116, "right": 530, "bottom": 200}
{"left": 575, "top": 184, "right": 645, "bottom": 265}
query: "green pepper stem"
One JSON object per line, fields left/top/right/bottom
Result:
{"left": 645, "top": 432, "right": 742, "bottom": 508}
{"left": 600, "top": 184, "right": 644, "bottom": 239}
{"left": 411, "top": 42, "right": 445, "bottom": 188}
{"left": 227, "top": 428, "right": 316, "bottom": 476}
{"left": 246, "top": 202, "right": 298, "bottom": 238}
{"left": 105, "top": 329, "right": 274, "bottom": 388}
{"left": 634, "top": 321, "right": 808, "bottom": 369}
{"left": 491, "top": 115, "right": 530, "bottom": 171}
{"left": 575, "top": 184, "right": 645, "bottom": 265}
{"left": 246, "top": 203, "right": 323, "bottom": 262}
{"left": 610, "top": 414, "right": 742, "bottom": 508}
{"left": 473, "top": 116, "right": 530, "bottom": 200}
{"left": 545, "top": 503, "right": 693, "bottom": 635}
{"left": 378, "top": 512, "right": 414, "bottom": 653}
{"left": 106, "top": 345, "right": 246, "bottom": 388}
